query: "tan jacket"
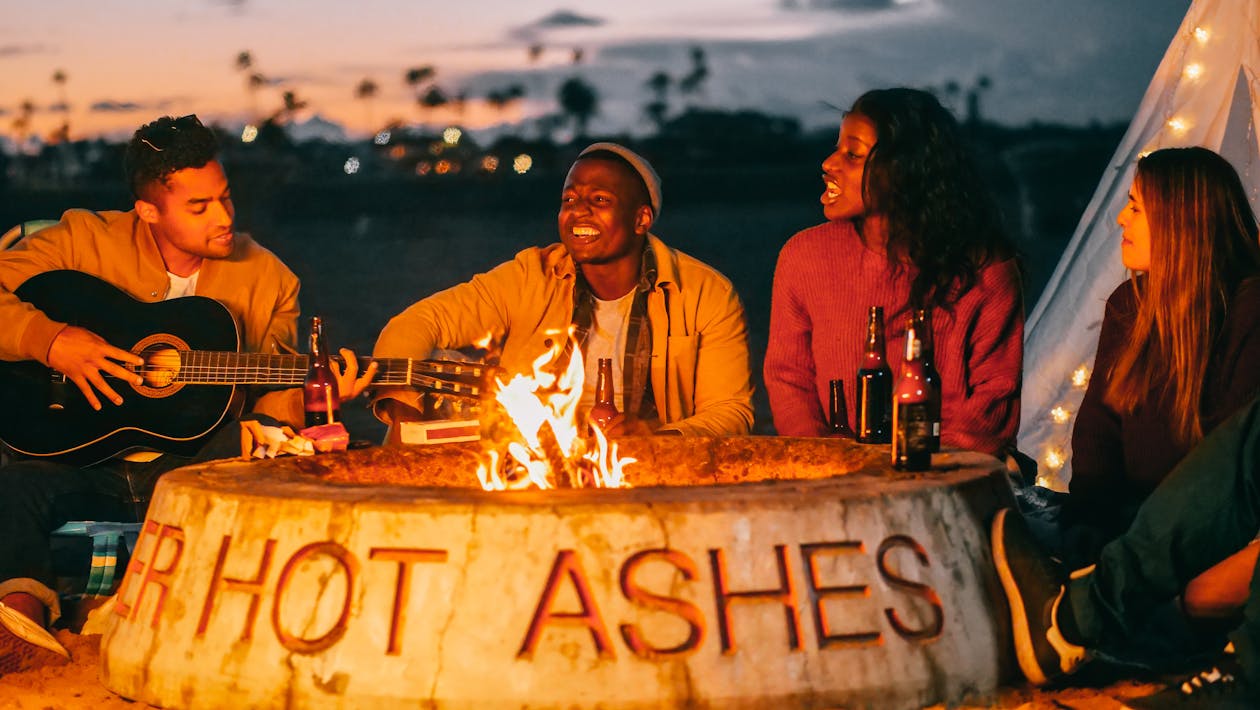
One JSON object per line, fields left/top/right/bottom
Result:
{"left": 0, "top": 209, "right": 304, "bottom": 426}
{"left": 373, "top": 234, "right": 754, "bottom": 436}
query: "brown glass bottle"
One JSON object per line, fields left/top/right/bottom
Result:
{"left": 892, "top": 315, "right": 933, "bottom": 471}
{"left": 589, "top": 357, "right": 619, "bottom": 429}
{"left": 915, "top": 308, "right": 942, "bottom": 452}
{"left": 827, "top": 379, "right": 855, "bottom": 438}
{"left": 855, "top": 306, "right": 891, "bottom": 443}
{"left": 303, "top": 316, "right": 340, "bottom": 427}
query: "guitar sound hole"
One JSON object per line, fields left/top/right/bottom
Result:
{"left": 139, "top": 345, "right": 182, "bottom": 388}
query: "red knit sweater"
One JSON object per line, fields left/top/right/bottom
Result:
{"left": 764, "top": 220, "right": 1024, "bottom": 456}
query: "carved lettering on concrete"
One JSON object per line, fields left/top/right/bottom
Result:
{"left": 197, "top": 536, "right": 277, "bottom": 640}
{"left": 518, "top": 549, "right": 616, "bottom": 660}
{"left": 618, "top": 548, "right": 706, "bottom": 659}
{"left": 273, "top": 541, "right": 359, "bottom": 654}
{"left": 113, "top": 520, "right": 185, "bottom": 629}
{"left": 369, "top": 547, "right": 449, "bottom": 655}
{"left": 709, "top": 545, "right": 802, "bottom": 655}
{"left": 117, "top": 528, "right": 945, "bottom": 660}
{"left": 877, "top": 535, "right": 944, "bottom": 642}
{"left": 801, "top": 541, "right": 882, "bottom": 648}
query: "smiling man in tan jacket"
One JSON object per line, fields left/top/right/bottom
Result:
{"left": 372, "top": 142, "right": 753, "bottom": 439}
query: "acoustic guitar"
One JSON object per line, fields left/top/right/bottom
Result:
{"left": 0, "top": 270, "right": 484, "bottom": 465}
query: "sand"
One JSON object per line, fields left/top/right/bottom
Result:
{"left": 0, "top": 629, "right": 1162, "bottom": 710}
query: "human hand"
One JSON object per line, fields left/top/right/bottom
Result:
{"left": 330, "top": 348, "right": 378, "bottom": 402}
{"left": 598, "top": 413, "right": 655, "bottom": 437}
{"left": 46, "top": 326, "right": 144, "bottom": 410}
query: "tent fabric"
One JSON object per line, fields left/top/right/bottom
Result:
{"left": 1019, "top": 0, "right": 1260, "bottom": 490}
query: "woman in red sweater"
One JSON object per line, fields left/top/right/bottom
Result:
{"left": 1064, "top": 147, "right": 1260, "bottom": 607}
{"left": 764, "top": 88, "right": 1022, "bottom": 456}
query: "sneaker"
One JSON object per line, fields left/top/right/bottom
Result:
{"left": 0, "top": 601, "right": 70, "bottom": 676}
{"left": 991, "top": 507, "right": 1089, "bottom": 685}
{"left": 1125, "top": 656, "right": 1259, "bottom": 708}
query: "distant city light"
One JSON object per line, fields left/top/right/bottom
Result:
{"left": 416, "top": 161, "right": 432, "bottom": 176}
{"left": 1043, "top": 448, "right": 1066, "bottom": 471}
{"left": 435, "top": 159, "right": 453, "bottom": 175}
{"left": 374, "top": 130, "right": 391, "bottom": 145}
{"left": 513, "top": 154, "right": 533, "bottom": 175}
{"left": 443, "top": 127, "right": 462, "bottom": 145}
{"left": 343, "top": 157, "right": 361, "bottom": 175}
{"left": 1050, "top": 406, "right": 1071, "bottom": 424}
{"left": 389, "top": 145, "right": 406, "bottom": 160}
{"left": 429, "top": 142, "right": 444, "bottom": 156}
{"left": 1071, "top": 366, "right": 1091, "bottom": 389}
{"left": 1183, "top": 63, "right": 1204, "bottom": 80}
{"left": 1193, "top": 26, "right": 1210, "bottom": 44}
{"left": 241, "top": 125, "right": 258, "bottom": 143}
{"left": 481, "top": 155, "right": 500, "bottom": 173}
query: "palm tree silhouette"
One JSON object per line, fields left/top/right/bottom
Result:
{"left": 558, "top": 76, "right": 598, "bottom": 141}
{"left": 355, "top": 78, "right": 379, "bottom": 134}
{"left": 678, "top": 46, "right": 709, "bottom": 106}
{"left": 644, "top": 71, "right": 671, "bottom": 132}
{"left": 51, "top": 69, "right": 69, "bottom": 141}
{"left": 235, "top": 51, "right": 264, "bottom": 122}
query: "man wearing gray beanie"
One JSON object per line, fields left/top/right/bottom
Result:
{"left": 372, "top": 142, "right": 753, "bottom": 438}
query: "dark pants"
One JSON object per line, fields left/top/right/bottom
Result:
{"left": 1069, "top": 397, "right": 1260, "bottom": 681}
{"left": 0, "top": 417, "right": 259, "bottom": 591}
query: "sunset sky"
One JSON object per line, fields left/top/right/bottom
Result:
{"left": 3, "top": 0, "right": 1191, "bottom": 143}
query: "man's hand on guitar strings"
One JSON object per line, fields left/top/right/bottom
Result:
{"left": 330, "top": 348, "right": 378, "bottom": 402}
{"left": 46, "top": 326, "right": 145, "bottom": 410}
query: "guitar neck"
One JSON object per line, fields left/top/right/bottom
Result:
{"left": 127, "top": 353, "right": 485, "bottom": 397}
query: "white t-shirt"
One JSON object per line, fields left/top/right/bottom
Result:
{"left": 580, "top": 290, "right": 635, "bottom": 412}
{"left": 165, "top": 270, "right": 199, "bottom": 300}
{"left": 122, "top": 268, "right": 201, "bottom": 462}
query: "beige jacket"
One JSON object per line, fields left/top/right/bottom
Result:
{"left": 373, "top": 234, "right": 754, "bottom": 436}
{"left": 0, "top": 209, "right": 303, "bottom": 425}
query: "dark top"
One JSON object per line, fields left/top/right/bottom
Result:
{"left": 1067, "top": 276, "right": 1260, "bottom": 531}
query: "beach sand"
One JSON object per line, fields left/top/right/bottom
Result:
{"left": 0, "top": 629, "right": 1164, "bottom": 710}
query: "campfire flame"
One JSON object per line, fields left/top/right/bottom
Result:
{"left": 476, "top": 333, "right": 634, "bottom": 491}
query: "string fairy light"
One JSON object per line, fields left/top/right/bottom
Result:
{"left": 1050, "top": 406, "right": 1072, "bottom": 424}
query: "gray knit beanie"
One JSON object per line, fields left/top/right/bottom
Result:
{"left": 577, "top": 142, "right": 662, "bottom": 219}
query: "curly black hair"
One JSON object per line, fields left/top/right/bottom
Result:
{"left": 123, "top": 114, "right": 219, "bottom": 200}
{"left": 850, "top": 88, "right": 1015, "bottom": 313}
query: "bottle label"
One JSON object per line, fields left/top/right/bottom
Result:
{"left": 892, "top": 402, "right": 932, "bottom": 470}
{"left": 856, "top": 370, "right": 890, "bottom": 443}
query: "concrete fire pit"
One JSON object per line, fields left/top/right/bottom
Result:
{"left": 99, "top": 437, "right": 1015, "bottom": 709}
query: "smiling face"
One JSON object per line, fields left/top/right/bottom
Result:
{"left": 137, "top": 160, "right": 236, "bottom": 276}
{"left": 558, "top": 156, "right": 652, "bottom": 268}
{"left": 1117, "top": 177, "right": 1152, "bottom": 272}
{"left": 820, "top": 112, "right": 879, "bottom": 222}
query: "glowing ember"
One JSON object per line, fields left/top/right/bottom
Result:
{"left": 477, "top": 333, "right": 634, "bottom": 490}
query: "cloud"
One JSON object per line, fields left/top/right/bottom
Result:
{"left": 0, "top": 44, "right": 47, "bottom": 58}
{"left": 91, "top": 101, "right": 145, "bottom": 113}
{"left": 782, "top": 0, "right": 904, "bottom": 10}
{"left": 509, "top": 9, "right": 606, "bottom": 43}
{"left": 532, "top": 10, "right": 605, "bottom": 29}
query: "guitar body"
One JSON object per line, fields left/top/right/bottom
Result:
{"left": 0, "top": 271, "right": 241, "bottom": 465}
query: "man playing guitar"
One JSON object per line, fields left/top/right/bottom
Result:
{"left": 0, "top": 114, "right": 373, "bottom": 675}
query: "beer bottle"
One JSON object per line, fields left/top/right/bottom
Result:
{"left": 827, "top": 379, "right": 855, "bottom": 438}
{"left": 915, "top": 308, "right": 942, "bottom": 452}
{"left": 892, "top": 315, "right": 933, "bottom": 471}
{"left": 855, "top": 306, "right": 891, "bottom": 444}
{"left": 303, "top": 316, "right": 340, "bottom": 427}
{"left": 589, "top": 357, "right": 619, "bottom": 430}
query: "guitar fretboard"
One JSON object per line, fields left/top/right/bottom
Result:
{"left": 124, "top": 353, "right": 485, "bottom": 397}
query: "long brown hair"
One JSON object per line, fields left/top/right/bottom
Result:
{"left": 849, "top": 88, "right": 1015, "bottom": 313}
{"left": 1105, "top": 147, "right": 1260, "bottom": 446}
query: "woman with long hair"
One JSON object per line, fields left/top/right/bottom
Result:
{"left": 1066, "top": 147, "right": 1260, "bottom": 566}
{"left": 765, "top": 87, "right": 1023, "bottom": 457}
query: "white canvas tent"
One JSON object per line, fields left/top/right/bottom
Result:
{"left": 1019, "top": 0, "right": 1260, "bottom": 489}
